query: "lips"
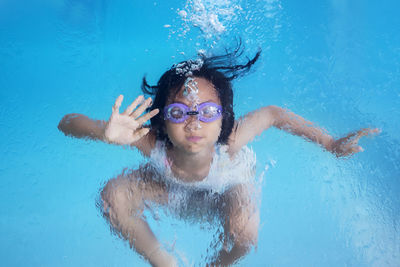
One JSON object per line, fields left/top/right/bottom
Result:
{"left": 186, "top": 136, "right": 202, "bottom": 142}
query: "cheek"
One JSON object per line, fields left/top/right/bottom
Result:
{"left": 209, "top": 119, "right": 223, "bottom": 139}
{"left": 165, "top": 122, "right": 183, "bottom": 140}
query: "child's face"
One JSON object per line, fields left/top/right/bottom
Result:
{"left": 165, "top": 77, "right": 222, "bottom": 154}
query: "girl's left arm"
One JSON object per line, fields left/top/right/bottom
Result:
{"left": 228, "top": 105, "right": 379, "bottom": 157}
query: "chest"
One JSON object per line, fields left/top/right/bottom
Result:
{"left": 169, "top": 159, "right": 213, "bottom": 183}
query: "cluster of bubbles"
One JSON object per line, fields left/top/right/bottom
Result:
{"left": 175, "top": 58, "right": 203, "bottom": 110}
{"left": 183, "top": 77, "right": 200, "bottom": 104}
{"left": 177, "top": 0, "right": 242, "bottom": 39}
{"left": 175, "top": 58, "right": 204, "bottom": 77}
{"left": 167, "top": 0, "right": 283, "bottom": 54}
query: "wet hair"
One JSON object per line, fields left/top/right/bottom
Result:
{"left": 141, "top": 45, "right": 261, "bottom": 146}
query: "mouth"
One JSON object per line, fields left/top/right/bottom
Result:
{"left": 186, "top": 136, "right": 202, "bottom": 142}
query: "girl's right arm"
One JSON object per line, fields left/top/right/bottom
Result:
{"left": 58, "top": 113, "right": 107, "bottom": 140}
{"left": 58, "top": 95, "right": 159, "bottom": 156}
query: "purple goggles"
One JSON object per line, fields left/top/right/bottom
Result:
{"left": 164, "top": 102, "right": 222, "bottom": 123}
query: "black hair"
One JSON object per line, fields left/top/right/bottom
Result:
{"left": 141, "top": 44, "right": 261, "bottom": 146}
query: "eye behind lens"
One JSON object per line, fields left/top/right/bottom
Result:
{"left": 200, "top": 106, "right": 218, "bottom": 118}
{"left": 171, "top": 108, "right": 184, "bottom": 119}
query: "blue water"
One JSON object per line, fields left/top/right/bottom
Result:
{"left": 1, "top": 0, "right": 399, "bottom": 266}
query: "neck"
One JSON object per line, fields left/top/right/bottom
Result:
{"left": 166, "top": 145, "right": 215, "bottom": 181}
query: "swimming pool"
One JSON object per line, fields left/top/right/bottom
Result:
{"left": 0, "top": 0, "right": 399, "bottom": 266}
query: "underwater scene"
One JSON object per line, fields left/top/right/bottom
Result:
{"left": 0, "top": 0, "right": 399, "bottom": 266}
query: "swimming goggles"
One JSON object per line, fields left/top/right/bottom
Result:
{"left": 164, "top": 102, "right": 222, "bottom": 123}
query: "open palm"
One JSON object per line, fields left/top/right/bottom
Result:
{"left": 104, "top": 95, "right": 159, "bottom": 145}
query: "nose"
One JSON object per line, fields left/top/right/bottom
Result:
{"left": 184, "top": 115, "right": 202, "bottom": 132}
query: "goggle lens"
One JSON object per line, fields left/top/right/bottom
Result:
{"left": 164, "top": 102, "right": 222, "bottom": 123}
{"left": 170, "top": 107, "right": 184, "bottom": 120}
{"left": 200, "top": 105, "right": 219, "bottom": 119}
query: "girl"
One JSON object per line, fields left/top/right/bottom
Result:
{"left": 58, "top": 49, "right": 377, "bottom": 266}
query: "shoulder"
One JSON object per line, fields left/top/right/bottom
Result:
{"left": 131, "top": 129, "right": 158, "bottom": 157}
{"left": 227, "top": 105, "right": 278, "bottom": 154}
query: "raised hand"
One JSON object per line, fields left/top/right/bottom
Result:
{"left": 330, "top": 128, "right": 380, "bottom": 157}
{"left": 104, "top": 95, "right": 159, "bottom": 145}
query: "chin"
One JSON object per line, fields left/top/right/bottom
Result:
{"left": 186, "top": 141, "right": 216, "bottom": 154}
{"left": 179, "top": 141, "right": 202, "bottom": 152}
{"left": 184, "top": 144, "right": 202, "bottom": 153}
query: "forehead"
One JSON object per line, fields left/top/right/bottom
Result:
{"left": 172, "top": 77, "right": 220, "bottom": 103}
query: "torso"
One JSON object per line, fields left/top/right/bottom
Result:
{"left": 169, "top": 162, "right": 211, "bottom": 182}
{"left": 166, "top": 146, "right": 216, "bottom": 182}
{"left": 147, "top": 140, "right": 257, "bottom": 194}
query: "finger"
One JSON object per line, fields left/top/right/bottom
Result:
{"left": 351, "top": 128, "right": 373, "bottom": 143}
{"left": 357, "top": 128, "right": 370, "bottom": 137}
{"left": 112, "top": 95, "right": 124, "bottom": 114}
{"left": 342, "top": 131, "right": 357, "bottom": 142}
{"left": 137, "top": 108, "right": 159, "bottom": 125}
{"left": 132, "top": 127, "right": 150, "bottom": 140}
{"left": 123, "top": 95, "right": 144, "bottom": 115}
{"left": 368, "top": 128, "right": 381, "bottom": 136}
{"left": 350, "top": 145, "right": 363, "bottom": 154}
{"left": 131, "top": 97, "right": 153, "bottom": 118}
{"left": 343, "top": 128, "right": 368, "bottom": 143}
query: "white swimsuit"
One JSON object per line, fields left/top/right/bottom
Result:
{"left": 147, "top": 141, "right": 257, "bottom": 222}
